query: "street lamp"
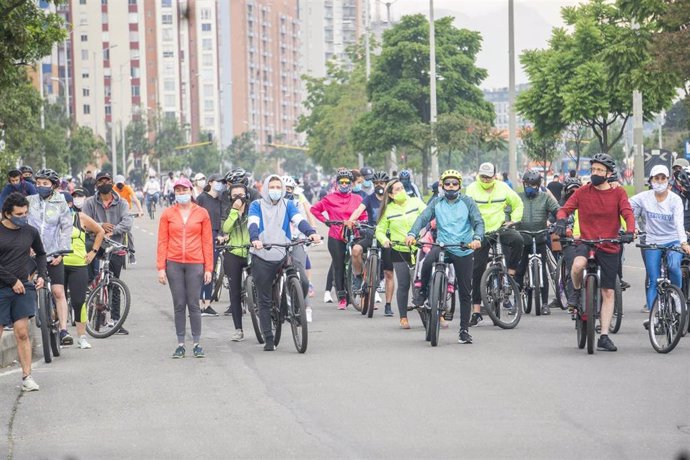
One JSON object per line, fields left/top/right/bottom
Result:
{"left": 429, "top": 0, "right": 439, "bottom": 182}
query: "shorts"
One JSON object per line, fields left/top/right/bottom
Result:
{"left": 305, "top": 254, "right": 311, "bottom": 270}
{"left": 0, "top": 283, "right": 37, "bottom": 326}
{"left": 354, "top": 234, "right": 373, "bottom": 253}
{"left": 572, "top": 245, "right": 620, "bottom": 290}
{"left": 47, "top": 260, "right": 65, "bottom": 286}
{"left": 382, "top": 247, "right": 412, "bottom": 271}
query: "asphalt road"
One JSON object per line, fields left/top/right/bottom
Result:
{"left": 1, "top": 214, "right": 689, "bottom": 459}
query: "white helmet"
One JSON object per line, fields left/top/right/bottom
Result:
{"left": 281, "top": 175, "right": 297, "bottom": 188}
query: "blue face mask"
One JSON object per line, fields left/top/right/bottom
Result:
{"left": 338, "top": 185, "right": 351, "bottom": 194}
{"left": 524, "top": 186, "right": 539, "bottom": 198}
{"left": 10, "top": 215, "right": 29, "bottom": 227}
{"left": 353, "top": 184, "right": 362, "bottom": 192}
{"left": 10, "top": 182, "right": 22, "bottom": 191}
{"left": 37, "top": 186, "right": 53, "bottom": 199}
{"left": 268, "top": 189, "right": 282, "bottom": 201}
{"left": 175, "top": 193, "right": 192, "bottom": 204}
{"left": 212, "top": 182, "right": 225, "bottom": 193}
{"left": 363, "top": 180, "right": 372, "bottom": 189}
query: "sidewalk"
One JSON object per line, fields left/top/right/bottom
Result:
{"left": 0, "top": 320, "right": 40, "bottom": 369}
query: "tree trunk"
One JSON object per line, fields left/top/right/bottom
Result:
{"left": 575, "top": 141, "right": 581, "bottom": 175}
{"left": 421, "top": 147, "right": 429, "bottom": 190}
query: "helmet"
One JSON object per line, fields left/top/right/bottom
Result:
{"left": 19, "top": 166, "right": 33, "bottom": 175}
{"left": 677, "top": 170, "right": 690, "bottom": 191}
{"left": 522, "top": 170, "right": 542, "bottom": 186}
{"left": 440, "top": 169, "right": 462, "bottom": 183}
{"left": 590, "top": 153, "right": 616, "bottom": 172}
{"left": 281, "top": 175, "right": 297, "bottom": 188}
{"left": 224, "top": 167, "right": 249, "bottom": 186}
{"left": 35, "top": 168, "right": 60, "bottom": 185}
{"left": 399, "top": 170, "right": 411, "bottom": 180}
{"left": 563, "top": 176, "right": 582, "bottom": 193}
{"left": 335, "top": 168, "right": 354, "bottom": 182}
{"left": 360, "top": 166, "right": 374, "bottom": 180}
{"left": 372, "top": 171, "right": 390, "bottom": 182}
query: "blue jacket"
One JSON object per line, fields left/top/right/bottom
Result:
{"left": 0, "top": 180, "right": 37, "bottom": 207}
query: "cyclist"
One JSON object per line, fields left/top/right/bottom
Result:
{"left": 399, "top": 170, "right": 421, "bottom": 198}
{"left": 406, "top": 170, "right": 483, "bottom": 344}
{"left": 360, "top": 166, "right": 375, "bottom": 195}
{"left": 351, "top": 170, "right": 367, "bottom": 198}
{"left": 630, "top": 165, "right": 690, "bottom": 328}
{"left": 0, "top": 169, "right": 37, "bottom": 207}
{"left": 197, "top": 173, "right": 225, "bottom": 317}
{"left": 515, "top": 170, "right": 560, "bottom": 316}
{"left": 558, "top": 176, "right": 582, "bottom": 310}
{"left": 114, "top": 175, "right": 143, "bottom": 264}
{"left": 375, "top": 178, "right": 426, "bottom": 328}
{"left": 465, "top": 162, "right": 524, "bottom": 326}
{"left": 192, "top": 173, "right": 207, "bottom": 199}
{"left": 248, "top": 174, "right": 320, "bottom": 351}
{"left": 311, "top": 168, "right": 369, "bottom": 310}
{"left": 555, "top": 153, "right": 635, "bottom": 352}
{"left": 163, "top": 171, "right": 176, "bottom": 206}
{"left": 143, "top": 173, "right": 162, "bottom": 218}
{"left": 19, "top": 166, "right": 35, "bottom": 185}
{"left": 27, "top": 169, "right": 73, "bottom": 345}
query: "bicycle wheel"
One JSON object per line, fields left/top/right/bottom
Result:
{"left": 481, "top": 266, "right": 522, "bottom": 329}
{"left": 288, "top": 277, "right": 308, "bottom": 353}
{"left": 418, "top": 308, "right": 429, "bottom": 334}
{"left": 609, "top": 275, "right": 623, "bottom": 334}
{"left": 365, "top": 255, "right": 378, "bottom": 318}
{"left": 532, "top": 261, "right": 542, "bottom": 316}
{"left": 584, "top": 274, "right": 598, "bottom": 355}
{"left": 444, "top": 283, "right": 456, "bottom": 321}
{"left": 211, "top": 254, "right": 225, "bottom": 302}
{"left": 428, "top": 269, "right": 446, "bottom": 347}
{"left": 49, "top": 295, "right": 60, "bottom": 358}
{"left": 554, "top": 256, "right": 569, "bottom": 310}
{"left": 245, "top": 275, "right": 264, "bottom": 344}
{"left": 575, "top": 312, "right": 586, "bottom": 349}
{"left": 86, "top": 279, "right": 131, "bottom": 338}
{"left": 682, "top": 264, "right": 690, "bottom": 335}
{"left": 649, "top": 285, "right": 686, "bottom": 354}
{"left": 36, "top": 288, "right": 52, "bottom": 363}
{"left": 346, "top": 259, "right": 362, "bottom": 312}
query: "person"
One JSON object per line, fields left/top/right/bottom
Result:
{"left": 351, "top": 169, "right": 367, "bottom": 198}
{"left": 557, "top": 176, "right": 582, "bottom": 310}
{"left": 546, "top": 174, "right": 563, "bottom": 202}
{"left": 221, "top": 181, "right": 250, "bottom": 340}
{"left": 568, "top": 169, "right": 577, "bottom": 178}
{"left": 465, "top": 162, "right": 524, "bottom": 326}
{"left": 398, "top": 170, "right": 421, "bottom": 198}
{"left": 407, "top": 170, "right": 484, "bottom": 344}
{"left": 630, "top": 165, "right": 690, "bottom": 328}
{"left": 0, "top": 169, "right": 37, "bottom": 207}
{"left": 311, "top": 168, "right": 369, "bottom": 310}
{"left": 375, "top": 179, "right": 426, "bottom": 327}
{"left": 157, "top": 178, "right": 213, "bottom": 358}
{"left": 249, "top": 175, "right": 320, "bottom": 351}
{"left": 360, "top": 166, "right": 375, "bottom": 195}
{"left": 82, "top": 170, "right": 96, "bottom": 196}
{"left": 19, "top": 166, "right": 35, "bottom": 185}
{"left": 63, "top": 190, "right": 105, "bottom": 349}
{"left": 143, "top": 173, "right": 162, "bottom": 218}
{"left": 555, "top": 153, "right": 635, "bottom": 352}
{"left": 427, "top": 181, "right": 439, "bottom": 204}
{"left": 515, "top": 171, "right": 560, "bottom": 315}
{"left": 81, "top": 172, "right": 133, "bottom": 335}
{"left": 193, "top": 173, "right": 207, "bottom": 199}
{"left": 27, "top": 169, "right": 73, "bottom": 344}
{"left": 221, "top": 168, "right": 260, "bottom": 221}
{"left": 502, "top": 172, "right": 514, "bottom": 189}
{"left": 163, "top": 171, "right": 176, "bottom": 206}
{"left": 670, "top": 159, "right": 690, "bottom": 231}
{"left": 114, "top": 174, "right": 143, "bottom": 264}
{"left": 0, "top": 193, "right": 47, "bottom": 391}
{"left": 196, "top": 173, "right": 225, "bottom": 316}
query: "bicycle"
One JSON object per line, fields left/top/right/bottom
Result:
{"left": 34, "top": 250, "right": 72, "bottom": 363}
{"left": 519, "top": 229, "right": 550, "bottom": 316}
{"left": 146, "top": 192, "right": 158, "bottom": 220}
{"left": 210, "top": 248, "right": 229, "bottom": 303}
{"left": 325, "top": 220, "right": 366, "bottom": 311}
{"left": 637, "top": 243, "right": 688, "bottom": 353}
{"left": 480, "top": 226, "right": 523, "bottom": 329}
{"left": 358, "top": 222, "right": 381, "bottom": 318}
{"left": 85, "top": 238, "right": 133, "bottom": 338}
{"left": 215, "top": 244, "right": 260, "bottom": 340}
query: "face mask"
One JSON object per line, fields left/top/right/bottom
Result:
{"left": 353, "top": 184, "right": 362, "bottom": 192}
{"left": 10, "top": 215, "right": 29, "bottom": 227}
{"left": 116, "top": 183, "right": 124, "bottom": 190}
{"left": 284, "top": 192, "right": 294, "bottom": 201}
{"left": 393, "top": 191, "right": 407, "bottom": 203}
{"left": 590, "top": 174, "right": 607, "bottom": 186}
{"left": 10, "top": 183, "right": 21, "bottom": 191}
{"left": 37, "top": 186, "right": 53, "bottom": 198}
{"left": 98, "top": 184, "right": 113, "bottom": 195}
{"left": 525, "top": 186, "right": 538, "bottom": 198}
{"left": 652, "top": 181, "right": 668, "bottom": 194}
{"left": 478, "top": 180, "right": 494, "bottom": 190}
{"left": 674, "top": 170, "right": 681, "bottom": 178}
{"left": 444, "top": 189, "right": 459, "bottom": 200}
{"left": 338, "top": 185, "right": 351, "bottom": 194}
{"left": 363, "top": 180, "right": 372, "bottom": 189}
{"left": 197, "top": 180, "right": 206, "bottom": 188}
{"left": 268, "top": 189, "right": 282, "bottom": 201}
{"left": 175, "top": 193, "right": 192, "bottom": 204}
{"left": 73, "top": 197, "right": 85, "bottom": 209}
{"left": 213, "top": 182, "right": 225, "bottom": 193}
{"left": 375, "top": 186, "right": 385, "bottom": 196}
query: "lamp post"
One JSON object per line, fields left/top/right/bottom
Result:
{"left": 508, "top": 0, "right": 517, "bottom": 183}
{"left": 429, "top": 0, "right": 439, "bottom": 183}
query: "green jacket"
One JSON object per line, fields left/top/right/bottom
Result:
{"left": 465, "top": 181, "right": 523, "bottom": 233}
{"left": 516, "top": 192, "right": 560, "bottom": 243}
{"left": 221, "top": 209, "right": 249, "bottom": 258}
{"left": 375, "top": 196, "right": 426, "bottom": 253}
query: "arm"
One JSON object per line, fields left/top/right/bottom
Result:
{"left": 201, "top": 211, "right": 214, "bottom": 273}
{"left": 301, "top": 198, "right": 316, "bottom": 227}
{"left": 408, "top": 202, "right": 436, "bottom": 237}
{"left": 506, "top": 186, "right": 524, "bottom": 223}
{"left": 32, "top": 230, "right": 47, "bottom": 280}
{"left": 248, "top": 201, "right": 261, "bottom": 242}
{"left": 112, "top": 202, "right": 133, "bottom": 235}
{"left": 309, "top": 197, "right": 327, "bottom": 223}
{"left": 348, "top": 203, "right": 366, "bottom": 222}
{"left": 618, "top": 190, "right": 635, "bottom": 234}
{"left": 58, "top": 202, "right": 73, "bottom": 252}
{"left": 545, "top": 194, "right": 560, "bottom": 223}
{"left": 130, "top": 187, "right": 144, "bottom": 214}
{"left": 556, "top": 189, "right": 579, "bottom": 220}
{"left": 222, "top": 208, "right": 241, "bottom": 234}
{"left": 288, "top": 201, "right": 316, "bottom": 236}
{"left": 80, "top": 213, "right": 105, "bottom": 252}
{"left": 674, "top": 196, "right": 688, "bottom": 244}
{"left": 466, "top": 197, "right": 485, "bottom": 241}
{"left": 156, "top": 211, "right": 169, "bottom": 271}
{"left": 629, "top": 193, "right": 644, "bottom": 233}
{"left": 374, "top": 209, "right": 391, "bottom": 245}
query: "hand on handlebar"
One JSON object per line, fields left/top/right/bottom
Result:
{"left": 34, "top": 277, "right": 44, "bottom": 290}
{"left": 344, "top": 220, "right": 355, "bottom": 229}
{"left": 309, "top": 234, "right": 322, "bottom": 244}
{"left": 50, "top": 255, "right": 62, "bottom": 266}
{"left": 252, "top": 240, "right": 264, "bottom": 250}
{"left": 405, "top": 235, "right": 416, "bottom": 247}
{"left": 468, "top": 240, "right": 481, "bottom": 250}
{"left": 620, "top": 232, "right": 635, "bottom": 244}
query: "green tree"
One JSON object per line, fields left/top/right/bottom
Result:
{"left": 520, "top": 127, "right": 561, "bottom": 178}
{"left": 225, "top": 131, "right": 263, "bottom": 172}
{"left": 152, "top": 116, "right": 185, "bottom": 171}
{"left": 517, "top": 0, "right": 680, "bottom": 153}
{"left": 69, "top": 126, "right": 104, "bottom": 175}
{"left": 0, "top": 76, "right": 42, "bottom": 171}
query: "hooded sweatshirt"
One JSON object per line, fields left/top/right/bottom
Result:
{"left": 81, "top": 191, "right": 133, "bottom": 245}
{"left": 27, "top": 190, "right": 73, "bottom": 255}
{"left": 310, "top": 190, "right": 367, "bottom": 241}
{"left": 248, "top": 175, "right": 315, "bottom": 262}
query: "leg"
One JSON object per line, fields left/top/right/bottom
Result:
{"left": 166, "top": 261, "right": 190, "bottom": 344}
{"left": 501, "top": 228, "right": 524, "bottom": 277}
{"left": 184, "top": 264, "right": 204, "bottom": 344}
{"left": 325, "top": 264, "right": 334, "bottom": 292}
{"left": 109, "top": 254, "right": 124, "bottom": 320}
{"left": 351, "top": 244, "right": 363, "bottom": 276}
{"left": 393, "top": 257, "right": 412, "bottom": 318}
{"left": 538, "top": 242, "right": 550, "bottom": 305}
{"left": 599, "top": 288, "right": 615, "bottom": 333}
{"left": 225, "top": 253, "right": 246, "bottom": 330}
{"left": 291, "top": 245, "right": 310, "bottom": 304}
{"left": 451, "top": 253, "right": 474, "bottom": 331}
{"left": 252, "top": 257, "right": 281, "bottom": 341}
{"left": 642, "top": 248, "right": 662, "bottom": 311}
{"left": 48, "top": 262, "right": 68, "bottom": 331}
{"left": 471, "top": 240, "right": 491, "bottom": 313}
{"left": 66, "top": 266, "right": 89, "bottom": 338}
{"left": 384, "top": 271, "right": 395, "bottom": 303}
{"left": 327, "top": 238, "right": 347, "bottom": 299}
{"left": 514, "top": 240, "right": 530, "bottom": 290}
{"left": 420, "top": 246, "right": 441, "bottom": 298}
{"left": 13, "top": 318, "right": 32, "bottom": 378}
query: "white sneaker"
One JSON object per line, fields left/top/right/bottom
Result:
{"left": 377, "top": 279, "right": 385, "bottom": 293}
{"left": 78, "top": 335, "right": 92, "bottom": 349}
{"left": 231, "top": 329, "right": 245, "bottom": 342}
{"left": 375, "top": 292, "right": 382, "bottom": 304}
{"left": 22, "top": 375, "right": 39, "bottom": 392}
{"left": 323, "top": 291, "right": 333, "bottom": 303}
{"left": 306, "top": 307, "right": 313, "bottom": 323}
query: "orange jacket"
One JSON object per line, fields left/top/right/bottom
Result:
{"left": 157, "top": 204, "right": 214, "bottom": 272}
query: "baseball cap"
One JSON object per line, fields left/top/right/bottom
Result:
{"left": 72, "top": 187, "right": 87, "bottom": 197}
{"left": 650, "top": 164, "right": 670, "bottom": 178}
{"left": 96, "top": 171, "right": 112, "bottom": 181}
{"left": 194, "top": 173, "right": 206, "bottom": 181}
{"left": 173, "top": 177, "right": 193, "bottom": 189}
{"left": 673, "top": 158, "right": 689, "bottom": 169}
{"left": 208, "top": 173, "right": 223, "bottom": 183}
{"left": 114, "top": 174, "right": 125, "bottom": 184}
{"left": 478, "top": 162, "right": 496, "bottom": 177}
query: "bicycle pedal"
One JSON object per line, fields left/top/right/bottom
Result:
{"left": 443, "top": 312, "right": 454, "bottom": 321}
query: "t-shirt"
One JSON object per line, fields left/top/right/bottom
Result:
{"left": 630, "top": 190, "right": 687, "bottom": 245}
{"left": 196, "top": 192, "right": 222, "bottom": 234}
{"left": 115, "top": 184, "right": 136, "bottom": 207}
{"left": 0, "top": 223, "right": 47, "bottom": 288}
{"left": 546, "top": 181, "right": 563, "bottom": 202}
{"left": 362, "top": 193, "right": 382, "bottom": 225}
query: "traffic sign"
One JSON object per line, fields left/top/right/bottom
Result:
{"left": 644, "top": 148, "right": 672, "bottom": 177}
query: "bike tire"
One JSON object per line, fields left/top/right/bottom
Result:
{"left": 211, "top": 254, "right": 225, "bottom": 302}
{"left": 481, "top": 266, "right": 522, "bottom": 329}
{"left": 418, "top": 308, "right": 429, "bottom": 334}
{"left": 37, "top": 288, "right": 52, "bottom": 363}
{"left": 532, "top": 261, "right": 542, "bottom": 316}
{"left": 444, "top": 283, "right": 456, "bottom": 321}
{"left": 85, "top": 279, "right": 131, "bottom": 338}
{"left": 288, "top": 277, "right": 308, "bottom": 353}
{"left": 245, "top": 275, "right": 264, "bottom": 344}
{"left": 273, "top": 301, "right": 283, "bottom": 348}
{"left": 576, "top": 314, "right": 586, "bottom": 349}
{"left": 554, "top": 256, "right": 569, "bottom": 310}
{"left": 365, "top": 255, "right": 378, "bottom": 318}
{"left": 428, "top": 270, "right": 445, "bottom": 347}
{"left": 609, "top": 275, "right": 623, "bottom": 334}
{"left": 681, "top": 264, "right": 690, "bottom": 336}
{"left": 345, "top": 259, "right": 362, "bottom": 312}
{"left": 584, "top": 274, "right": 597, "bottom": 355}
{"left": 649, "top": 285, "right": 686, "bottom": 354}
{"left": 49, "top": 298, "right": 60, "bottom": 358}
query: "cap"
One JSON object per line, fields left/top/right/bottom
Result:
{"left": 478, "top": 162, "right": 496, "bottom": 177}
{"left": 72, "top": 187, "right": 87, "bottom": 197}
{"left": 194, "top": 173, "right": 206, "bottom": 181}
{"left": 114, "top": 174, "right": 125, "bottom": 184}
{"left": 673, "top": 158, "right": 689, "bottom": 169}
{"left": 96, "top": 171, "right": 112, "bottom": 181}
{"left": 650, "top": 164, "right": 670, "bottom": 178}
{"left": 61, "top": 191, "right": 73, "bottom": 203}
{"left": 208, "top": 173, "right": 223, "bottom": 183}
{"left": 173, "top": 177, "right": 193, "bottom": 189}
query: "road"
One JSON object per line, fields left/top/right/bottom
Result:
{"left": 1, "top": 214, "right": 689, "bottom": 459}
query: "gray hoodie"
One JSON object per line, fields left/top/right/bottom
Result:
{"left": 82, "top": 191, "right": 133, "bottom": 245}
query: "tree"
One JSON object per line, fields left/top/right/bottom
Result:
{"left": 562, "top": 123, "right": 592, "bottom": 173}
{"left": 225, "top": 131, "right": 262, "bottom": 172}
{"left": 517, "top": 0, "right": 680, "bottom": 153}
{"left": 69, "top": 126, "right": 104, "bottom": 175}
{"left": 152, "top": 116, "right": 185, "bottom": 172}
{"left": 520, "top": 127, "right": 561, "bottom": 178}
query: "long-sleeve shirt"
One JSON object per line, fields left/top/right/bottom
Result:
{"left": 465, "top": 181, "right": 523, "bottom": 233}
{"left": 222, "top": 208, "right": 249, "bottom": 258}
{"left": 557, "top": 184, "right": 635, "bottom": 254}
{"left": 157, "top": 204, "right": 214, "bottom": 272}
{"left": 81, "top": 192, "right": 133, "bottom": 245}
{"left": 375, "top": 197, "right": 426, "bottom": 253}
{"left": 0, "top": 181, "right": 37, "bottom": 207}
{"left": 517, "top": 192, "right": 560, "bottom": 243}
{"left": 629, "top": 190, "right": 687, "bottom": 245}
{"left": 27, "top": 192, "right": 73, "bottom": 256}
{"left": 196, "top": 192, "right": 222, "bottom": 234}
{"left": 310, "top": 191, "right": 367, "bottom": 242}
{"left": 0, "top": 223, "right": 47, "bottom": 288}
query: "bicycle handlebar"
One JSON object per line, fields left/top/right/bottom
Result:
{"left": 47, "top": 250, "right": 73, "bottom": 259}
{"left": 518, "top": 229, "right": 551, "bottom": 236}
{"left": 560, "top": 237, "right": 624, "bottom": 245}
{"left": 262, "top": 239, "right": 314, "bottom": 250}
{"left": 636, "top": 243, "right": 685, "bottom": 254}
{"left": 216, "top": 244, "right": 251, "bottom": 250}
{"left": 393, "top": 240, "right": 471, "bottom": 250}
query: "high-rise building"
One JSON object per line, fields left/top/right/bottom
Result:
{"left": 483, "top": 84, "right": 532, "bottom": 133}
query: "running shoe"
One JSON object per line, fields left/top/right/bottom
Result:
{"left": 384, "top": 303, "right": 393, "bottom": 317}
{"left": 324, "top": 291, "right": 334, "bottom": 303}
{"left": 21, "top": 375, "right": 39, "bottom": 392}
{"left": 231, "top": 329, "right": 245, "bottom": 342}
{"left": 172, "top": 345, "right": 185, "bottom": 359}
{"left": 338, "top": 298, "right": 347, "bottom": 310}
{"left": 201, "top": 306, "right": 219, "bottom": 317}
{"left": 597, "top": 334, "right": 617, "bottom": 352}
{"left": 78, "top": 336, "right": 92, "bottom": 349}
{"left": 60, "top": 330, "right": 73, "bottom": 346}
{"left": 469, "top": 313, "right": 484, "bottom": 327}
{"left": 193, "top": 344, "right": 205, "bottom": 358}
{"left": 263, "top": 338, "right": 276, "bottom": 351}
{"left": 458, "top": 329, "right": 473, "bottom": 344}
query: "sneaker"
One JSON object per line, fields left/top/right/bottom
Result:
{"left": 308, "top": 283, "right": 315, "bottom": 298}
{"left": 231, "top": 329, "right": 245, "bottom": 342}
{"left": 541, "top": 306, "right": 551, "bottom": 316}
{"left": 353, "top": 275, "right": 363, "bottom": 292}
{"left": 640, "top": 305, "right": 650, "bottom": 313}
{"left": 643, "top": 319, "right": 650, "bottom": 330}
{"left": 3, "top": 325, "right": 12, "bottom": 332}
{"left": 21, "top": 375, "right": 39, "bottom": 392}
{"left": 572, "top": 288, "right": 582, "bottom": 309}
{"left": 263, "top": 337, "right": 276, "bottom": 351}
{"left": 400, "top": 317, "right": 410, "bottom": 329}
{"left": 172, "top": 345, "right": 185, "bottom": 359}
{"left": 60, "top": 329, "right": 73, "bottom": 345}
{"left": 377, "top": 279, "right": 385, "bottom": 293}
{"left": 193, "top": 344, "right": 205, "bottom": 358}
{"left": 597, "top": 334, "right": 617, "bottom": 352}
{"left": 375, "top": 292, "right": 382, "bottom": 304}
{"left": 224, "top": 307, "right": 232, "bottom": 316}
{"left": 384, "top": 303, "right": 394, "bottom": 317}
{"left": 338, "top": 298, "right": 347, "bottom": 310}
{"left": 78, "top": 335, "right": 92, "bottom": 349}
{"left": 306, "top": 307, "right": 313, "bottom": 323}
{"left": 129, "top": 254, "right": 136, "bottom": 265}
{"left": 201, "top": 306, "right": 219, "bottom": 317}
{"left": 503, "top": 299, "right": 517, "bottom": 315}
{"left": 458, "top": 329, "right": 473, "bottom": 344}
{"left": 116, "top": 327, "right": 129, "bottom": 335}
{"left": 324, "top": 291, "right": 334, "bottom": 303}
{"left": 469, "top": 313, "right": 484, "bottom": 327}
{"left": 620, "top": 279, "right": 630, "bottom": 290}
{"left": 106, "top": 320, "right": 115, "bottom": 328}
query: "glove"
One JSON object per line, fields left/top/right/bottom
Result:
{"left": 553, "top": 219, "right": 567, "bottom": 237}
{"left": 620, "top": 232, "right": 634, "bottom": 244}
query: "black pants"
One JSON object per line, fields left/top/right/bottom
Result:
{"left": 224, "top": 252, "right": 248, "bottom": 330}
{"left": 420, "top": 248, "right": 474, "bottom": 330}
{"left": 251, "top": 256, "right": 284, "bottom": 341}
{"left": 515, "top": 241, "right": 549, "bottom": 305}
{"left": 471, "top": 228, "right": 523, "bottom": 305}
{"left": 326, "top": 264, "right": 334, "bottom": 292}
{"left": 388, "top": 250, "right": 412, "bottom": 318}
{"left": 327, "top": 238, "right": 348, "bottom": 299}
{"left": 109, "top": 254, "right": 124, "bottom": 320}
{"left": 64, "top": 265, "right": 88, "bottom": 323}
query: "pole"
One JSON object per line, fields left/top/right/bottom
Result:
{"left": 120, "top": 64, "right": 126, "bottom": 177}
{"left": 633, "top": 90, "right": 645, "bottom": 193}
{"left": 93, "top": 51, "right": 98, "bottom": 139}
{"left": 429, "top": 0, "right": 439, "bottom": 183}
{"left": 658, "top": 110, "right": 664, "bottom": 149}
{"left": 508, "top": 0, "right": 517, "bottom": 182}
{"left": 362, "top": 0, "right": 370, "bottom": 170}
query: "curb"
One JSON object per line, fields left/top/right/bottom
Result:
{"left": 0, "top": 319, "right": 41, "bottom": 369}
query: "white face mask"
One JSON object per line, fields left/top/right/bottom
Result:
{"left": 652, "top": 181, "right": 668, "bottom": 194}
{"left": 197, "top": 180, "right": 207, "bottom": 188}
{"left": 73, "top": 197, "right": 85, "bottom": 209}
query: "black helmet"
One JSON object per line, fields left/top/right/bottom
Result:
{"left": 19, "top": 166, "right": 33, "bottom": 175}
{"left": 35, "top": 168, "right": 60, "bottom": 185}
{"left": 360, "top": 166, "right": 374, "bottom": 180}
{"left": 522, "top": 170, "right": 542, "bottom": 186}
{"left": 335, "top": 168, "right": 354, "bottom": 182}
{"left": 590, "top": 153, "right": 616, "bottom": 172}
{"left": 677, "top": 170, "right": 690, "bottom": 191}
{"left": 372, "top": 171, "right": 390, "bottom": 182}
{"left": 224, "top": 167, "right": 249, "bottom": 186}
{"left": 563, "top": 176, "right": 582, "bottom": 193}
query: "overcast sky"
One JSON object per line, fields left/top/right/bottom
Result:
{"left": 384, "top": 0, "right": 582, "bottom": 89}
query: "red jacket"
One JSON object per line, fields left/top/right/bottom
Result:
{"left": 157, "top": 204, "right": 214, "bottom": 272}
{"left": 311, "top": 191, "right": 367, "bottom": 241}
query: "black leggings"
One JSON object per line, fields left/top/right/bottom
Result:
{"left": 327, "top": 238, "right": 348, "bottom": 299}
{"left": 389, "top": 250, "right": 412, "bottom": 318}
{"left": 420, "top": 249, "right": 474, "bottom": 330}
{"left": 224, "top": 252, "right": 247, "bottom": 330}
{"left": 64, "top": 265, "right": 88, "bottom": 323}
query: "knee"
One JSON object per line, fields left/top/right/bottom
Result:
{"left": 52, "top": 286, "right": 66, "bottom": 300}
{"left": 13, "top": 324, "right": 29, "bottom": 341}
{"left": 352, "top": 245, "right": 362, "bottom": 257}
{"left": 384, "top": 270, "right": 394, "bottom": 280}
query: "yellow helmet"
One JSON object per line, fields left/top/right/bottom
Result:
{"left": 440, "top": 169, "right": 462, "bottom": 183}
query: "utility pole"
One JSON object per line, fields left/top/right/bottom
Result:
{"left": 361, "top": 0, "right": 371, "bottom": 170}
{"left": 633, "top": 90, "right": 645, "bottom": 193}
{"left": 429, "top": 0, "right": 439, "bottom": 182}
{"left": 508, "top": 0, "right": 517, "bottom": 182}
{"left": 39, "top": 61, "right": 46, "bottom": 169}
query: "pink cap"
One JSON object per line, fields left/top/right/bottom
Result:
{"left": 173, "top": 178, "right": 193, "bottom": 189}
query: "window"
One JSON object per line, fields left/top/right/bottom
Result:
{"left": 80, "top": 0, "right": 86, "bottom": 4}
{"left": 82, "top": 88, "right": 90, "bottom": 97}
{"left": 102, "top": 12, "right": 108, "bottom": 23}
{"left": 163, "top": 79, "right": 175, "bottom": 91}
{"left": 129, "top": 13, "right": 138, "bottom": 23}
{"left": 163, "top": 51, "right": 174, "bottom": 58}
{"left": 162, "top": 13, "right": 172, "bottom": 25}
{"left": 165, "top": 111, "right": 176, "bottom": 120}
{"left": 80, "top": 34, "right": 88, "bottom": 42}
{"left": 203, "top": 84, "right": 213, "bottom": 98}
{"left": 81, "top": 49, "right": 89, "bottom": 60}
{"left": 204, "top": 100, "right": 214, "bottom": 111}
{"left": 129, "top": 30, "right": 139, "bottom": 42}
{"left": 131, "top": 85, "right": 140, "bottom": 97}
{"left": 130, "top": 48, "right": 140, "bottom": 60}
{"left": 201, "top": 23, "right": 212, "bottom": 32}
{"left": 202, "top": 53, "right": 213, "bottom": 67}
{"left": 164, "top": 94, "right": 176, "bottom": 107}
{"left": 79, "top": 13, "right": 87, "bottom": 25}
{"left": 201, "top": 38, "right": 213, "bottom": 51}
{"left": 83, "top": 104, "right": 91, "bottom": 114}
{"left": 82, "top": 70, "right": 90, "bottom": 78}
{"left": 200, "top": 8, "right": 211, "bottom": 20}
{"left": 131, "top": 67, "right": 140, "bottom": 78}
{"left": 105, "top": 105, "right": 111, "bottom": 115}
{"left": 161, "top": 0, "right": 172, "bottom": 7}
{"left": 102, "top": 32, "right": 109, "bottom": 42}
{"left": 201, "top": 68, "right": 213, "bottom": 81}
{"left": 162, "top": 28, "right": 173, "bottom": 41}
{"left": 204, "top": 116, "right": 215, "bottom": 126}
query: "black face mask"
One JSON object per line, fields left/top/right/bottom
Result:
{"left": 674, "top": 170, "right": 681, "bottom": 178}
{"left": 116, "top": 183, "right": 124, "bottom": 190}
{"left": 284, "top": 192, "right": 294, "bottom": 201}
{"left": 375, "top": 186, "right": 385, "bottom": 196}
{"left": 590, "top": 174, "right": 607, "bottom": 186}
{"left": 98, "top": 184, "right": 113, "bottom": 195}
{"left": 444, "top": 189, "right": 459, "bottom": 200}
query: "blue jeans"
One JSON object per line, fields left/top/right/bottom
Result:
{"left": 642, "top": 241, "right": 682, "bottom": 309}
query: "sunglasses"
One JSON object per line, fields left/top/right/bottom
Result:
{"left": 443, "top": 180, "right": 460, "bottom": 187}
{"left": 338, "top": 180, "right": 351, "bottom": 185}
{"left": 479, "top": 175, "right": 493, "bottom": 181}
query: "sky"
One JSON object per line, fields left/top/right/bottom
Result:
{"left": 384, "top": 0, "right": 582, "bottom": 89}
